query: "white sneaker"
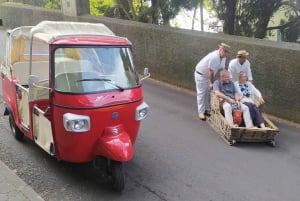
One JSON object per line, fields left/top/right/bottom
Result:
{"left": 198, "top": 113, "right": 206, "bottom": 120}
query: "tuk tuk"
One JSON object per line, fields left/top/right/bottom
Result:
{"left": 1, "top": 21, "right": 150, "bottom": 191}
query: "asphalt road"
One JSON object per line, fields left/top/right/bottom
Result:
{"left": 1, "top": 30, "right": 300, "bottom": 201}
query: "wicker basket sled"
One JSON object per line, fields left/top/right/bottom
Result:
{"left": 207, "top": 93, "right": 279, "bottom": 146}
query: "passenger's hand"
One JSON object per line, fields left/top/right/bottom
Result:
{"left": 209, "top": 83, "right": 213, "bottom": 90}
{"left": 259, "top": 97, "right": 265, "bottom": 104}
{"left": 228, "top": 98, "right": 236, "bottom": 104}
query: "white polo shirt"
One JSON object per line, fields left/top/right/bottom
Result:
{"left": 195, "top": 50, "right": 226, "bottom": 78}
{"left": 228, "top": 58, "right": 253, "bottom": 82}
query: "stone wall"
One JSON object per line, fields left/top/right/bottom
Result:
{"left": 1, "top": 2, "right": 300, "bottom": 122}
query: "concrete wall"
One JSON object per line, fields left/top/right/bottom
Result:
{"left": 1, "top": 2, "right": 300, "bottom": 123}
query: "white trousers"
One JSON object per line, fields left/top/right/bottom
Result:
{"left": 195, "top": 72, "right": 210, "bottom": 114}
{"left": 223, "top": 102, "right": 254, "bottom": 128}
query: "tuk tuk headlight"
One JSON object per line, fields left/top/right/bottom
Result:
{"left": 135, "top": 102, "right": 149, "bottom": 121}
{"left": 63, "top": 113, "right": 90, "bottom": 132}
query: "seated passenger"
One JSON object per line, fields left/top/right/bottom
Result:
{"left": 213, "top": 69, "right": 254, "bottom": 128}
{"left": 234, "top": 71, "right": 267, "bottom": 128}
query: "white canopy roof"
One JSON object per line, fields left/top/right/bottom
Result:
{"left": 10, "top": 21, "right": 116, "bottom": 43}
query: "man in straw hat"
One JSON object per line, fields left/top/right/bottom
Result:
{"left": 194, "top": 42, "right": 230, "bottom": 120}
{"left": 228, "top": 50, "right": 253, "bottom": 83}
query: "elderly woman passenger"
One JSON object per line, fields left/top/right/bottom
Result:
{"left": 234, "top": 71, "right": 267, "bottom": 128}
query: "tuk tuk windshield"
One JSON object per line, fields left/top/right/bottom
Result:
{"left": 54, "top": 47, "right": 140, "bottom": 93}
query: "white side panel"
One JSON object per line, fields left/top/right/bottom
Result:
{"left": 33, "top": 107, "right": 54, "bottom": 155}
{"left": 17, "top": 87, "right": 30, "bottom": 129}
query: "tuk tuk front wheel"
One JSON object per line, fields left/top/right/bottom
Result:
{"left": 110, "top": 161, "right": 125, "bottom": 192}
{"left": 9, "top": 113, "right": 24, "bottom": 141}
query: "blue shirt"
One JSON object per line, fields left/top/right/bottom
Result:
{"left": 213, "top": 80, "right": 236, "bottom": 99}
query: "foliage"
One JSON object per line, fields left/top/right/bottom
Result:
{"left": 89, "top": 0, "right": 201, "bottom": 25}
{"left": 208, "top": 0, "right": 300, "bottom": 41}
{"left": 277, "top": 0, "right": 300, "bottom": 42}
{"left": 282, "top": 15, "right": 300, "bottom": 42}
{"left": 9, "top": 0, "right": 60, "bottom": 9}
{"left": 155, "top": 0, "right": 204, "bottom": 25}
{"left": 44, "top": 0, "right": 60, "bottom": 9}
{"left": 9, "top": 0, "right": 60, "bottom": 8}
{"left": 21, "top": 0, "right": 46, "bottom": 7}
{"left": 89, "top": 0, "right": 116, "bottom": 16}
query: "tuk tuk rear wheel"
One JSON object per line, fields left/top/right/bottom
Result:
{"left": 110, "top": 161, "right": 125, "bottom": 192}
{"left": 9, "top": 113, "right": 24, "bottom": 141}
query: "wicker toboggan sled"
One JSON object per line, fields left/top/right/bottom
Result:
{"left": 207, "top": 93, "right": 279, "bottom": 146}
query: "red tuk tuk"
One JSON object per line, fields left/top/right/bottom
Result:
{"left": 1, "top": 21, "right": 150, "bottom": 191}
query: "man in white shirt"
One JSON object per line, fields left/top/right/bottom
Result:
{"left": 228, "top": 50, "right": 253, "bottom": 83}
{"left": 194, "top": 43, "right": 230, "bottom": 120}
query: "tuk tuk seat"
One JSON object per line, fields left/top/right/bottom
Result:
{"left": 55, "top": 59, "right": 94, "bottom": 75}
{"left": 55, "top": 71, "right": 103, "bottom": 93}
{"left": 12, "top": 61, "right": 49, "bottom": 85}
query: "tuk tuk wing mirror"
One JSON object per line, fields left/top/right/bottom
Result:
{"left": 29, "top": 75, "right": 40, "bottom": 88}
{"left": 144, "top": 68, "right": 149, "bottom": 76}
{"left": 140, "top": 67, "right": 150, "bottom": 81}
{"left": 28, "top": 75, "right": 52, "bottom": 91}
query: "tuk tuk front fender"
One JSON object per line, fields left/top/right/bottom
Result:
{"left": 94, "top": 125, "right": 133, "bottom": 162}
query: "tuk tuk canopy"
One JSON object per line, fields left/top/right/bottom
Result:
{"left": 10, "top": 21, "right": 115, "bottom": 43}
{"left": 7, "top": 21, "right": 116, "bottom": 64}
{"left": 31, "top": 21, "right": 115, "bottom": 43}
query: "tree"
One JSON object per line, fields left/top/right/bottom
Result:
{"left": 150, "top": 0, "right": 159, "bottom": 24}
{"left": 208, "top": 0, "right": 300, "bottom": 41}
{"left": 148, "top": 0, "right": 184, "bottom": 25}
{"left": 221, "top": 0, "right": 237, "bottom": 35}
{"left": 267, "top": 0, "right": 300, "bottom": 42}
{"left": 89, "top": 0, "right": 117, "bottom": 17}
{"left": 89, "top": 0, "right": 200, "bottom": 25}
{"left": 156, "top": 0, "right": 204, "bottom": 25}
{"left": 281, "top": 15, "right": 300, "bottom": 42}
{"left": 89, "top": 0, "right": 151, "bottom": 22}
{"left": 13, "top": 0, "right": 60, "bottom": 8}
{"left": 246, "top": 0, "right": 282, "bottom": 38}
{"left": 44, "top": 0, "right": 61, "bottom": 9}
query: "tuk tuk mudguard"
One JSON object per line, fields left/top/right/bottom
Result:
{"left": 94, "top": 125, "right": 133, "bottom": 162}
{"left": 207, "top": 93, "right": 279, "bottom": 146}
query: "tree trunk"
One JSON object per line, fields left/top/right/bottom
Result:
{"left": 151, "top": 0, "right": 159, "bottom": 24}
{"left": 127, "top": 0, "right": 136, "bottom": 20}
{"left": 192, "top": 4, "right": 197, "bottom": 30}
{"left": 254, "top": 1, "right": 281, "bottom": 39}
{"left": 115, "top": 1, "right": 132, "bottom": 20}
{"left": 255, "top": 14, "right": 272, "bottom": 38}
{"left": 200, "top": 0, "right": 204, "bottom": 31}
{"left": 223, "top": 0, "right": 237, "bottom": 35}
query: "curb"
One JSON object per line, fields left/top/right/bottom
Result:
{"left": 0, "top": 160, "right": 44, "bottom": 201}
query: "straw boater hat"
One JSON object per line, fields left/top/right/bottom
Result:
{"left": 237, "top": 50, "right": 249, "bottom": 57}
{"left": 218, "top": 43, "right": 231, "bottom": 52}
